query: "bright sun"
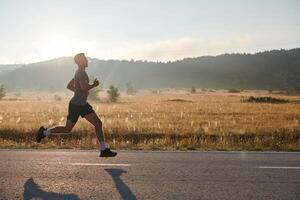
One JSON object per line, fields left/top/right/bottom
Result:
{"left": 39, "top": 33, "right": 74, "bottom": 59}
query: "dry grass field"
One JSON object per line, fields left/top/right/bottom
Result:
{"left": 0, "top": 90, "right": 299, "bottom": 151}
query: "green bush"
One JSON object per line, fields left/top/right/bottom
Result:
{"left": 242, "top": 96, "right": 288, "bottom": 104}
{"left": 191, "top": 86, "right": 196, "bottom": 94}
{"left": 126, "top": 81, "right": 136, "bottom": 95}
{"left": 0, "top": 85, "right": 5, "bottom": 100}
{"left": 54, "top": 94, "right": 62, "bottom": 101}
{"left": 107, "top": 85, "right": 120, "bottom": 102}
{"left": 228, "top": 89, "right": 240, "bottom": 93}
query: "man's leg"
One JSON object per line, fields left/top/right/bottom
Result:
{"left": 84, "top": 112, "right": 105, "bottom": 142}
{"left": 47, "top": 120, "right": 76, "bottom": 135}
{"left": 36, "top": 102, "right": 79, "bottom": 143}
{"left": 36, "top": 120, "right": 76, "bottom": 143}
{"left": 84, "top": 112, "right": 117, "bottom": 157}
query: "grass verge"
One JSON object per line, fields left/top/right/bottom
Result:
{"left": 0, "top": 129, "right": 299, "bottom": 151}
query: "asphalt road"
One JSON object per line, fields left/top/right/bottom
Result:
{"left": 0, "top": 150, "right": 299, "bottom": 200}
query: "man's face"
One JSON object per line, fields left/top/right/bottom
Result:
{"left": 83, "top": 56, "right": 88, "bottom": 68}
{"left": 78, "top": 56, "right": 88, "bottom": 68}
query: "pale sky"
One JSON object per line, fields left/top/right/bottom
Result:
{"left": 0, "top": 0, "right": 299, "bottom": 64}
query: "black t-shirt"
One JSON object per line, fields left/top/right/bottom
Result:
{"left": 70, "top": 69, "right": 89, "bottom": 105}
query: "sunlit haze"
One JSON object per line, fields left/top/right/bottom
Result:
{"left": 0, "top": 0, "right": 299, "bottom": 64}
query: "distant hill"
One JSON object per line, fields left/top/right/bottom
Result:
{"left": 0, "top": 48, "right": 299, "bottom": 91}
{"left": 0, "top": 64, "right": 22, "bottom": 73}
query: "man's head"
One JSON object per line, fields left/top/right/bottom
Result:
{"left": 74, "top": 53, "right": 88, "bottom": 69}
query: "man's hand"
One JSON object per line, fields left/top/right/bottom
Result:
{"left": 93, "top": 78, "right": 100, "bottom": 87}
{"left": 67, "top": 78, "right": 75, "bottom": 92}
{"left": 79, "top": 78, "right": 99, "bottom": 91}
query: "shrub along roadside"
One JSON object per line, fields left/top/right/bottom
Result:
{"left": 242, "top": 96, "right": 289, "bottom": 104}
{"left": 0, "top": 129, "right": 299, "bottom": 151}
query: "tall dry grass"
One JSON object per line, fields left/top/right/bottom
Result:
{"left": 0, "top": 90, "right": 299, "bottom": 150}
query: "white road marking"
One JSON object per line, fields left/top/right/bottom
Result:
{"left": 69, "top": 163, "right": 132, "bottom": 166}
{"left": 259, "top": 166, "right": 300, "bottom": 169}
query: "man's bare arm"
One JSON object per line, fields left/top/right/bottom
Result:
{"left": 79, "top": 78, "right": 99, "bottom": 92}
{"left": 67, "top": 79, "right": 75, "bottom": 92}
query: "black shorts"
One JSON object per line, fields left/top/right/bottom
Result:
{"left": 67, "top": 102, "right": 95, "bottom": 123}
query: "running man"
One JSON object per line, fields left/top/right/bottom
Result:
{"left": 36, "top": 53, "right": 117, "bottom": 157}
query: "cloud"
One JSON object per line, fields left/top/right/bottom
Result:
{"left": 1, "top": 29, "right": 299, "bottom": 64}
{"left": 107, "top": 35, "right": 258, "bottom": 62}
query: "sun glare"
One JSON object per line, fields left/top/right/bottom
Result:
{"left": 38, "top": 33, "right": 75, "bottom": 60}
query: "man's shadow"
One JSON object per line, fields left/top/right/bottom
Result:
{"left": 23, "top": 178, "right": 80, "bottom": 200}
{"left": 105, "top": 168, "right": 137, "bottom": 200}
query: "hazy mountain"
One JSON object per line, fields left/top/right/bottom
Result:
{"left": 0, "top": 48, "right": 299, "bottom": 91}
{"left": 0, "top": 64, "right": 22, "bottom": 73}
